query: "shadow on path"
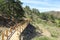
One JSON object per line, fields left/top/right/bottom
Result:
{"left": 20, "top": 23, "right": 42, "bottom": 40}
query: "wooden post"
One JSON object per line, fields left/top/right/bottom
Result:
{"left": 14, "top": 27, "right": 16, "bottom": 31}
{"left": 10, "top": 27, "right": 12, "bottom": 33}
{"left": 14, "top": 27, "right": 15, "bottom": 30}
{"left": 2, "top": 32, "right": 4, "bottom": 40}
{"left": 6, "top": 30, "right": 8, "bottom": 39}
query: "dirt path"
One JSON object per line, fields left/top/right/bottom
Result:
{"left": 36, "top": 24, "right": 51, "bottom": 37}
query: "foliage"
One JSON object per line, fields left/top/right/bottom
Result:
{"left": 24, "top": 6, "right": 60, "bottom": 27}
{"left": 0, "top": 0, "right": 24, "bottom": 21}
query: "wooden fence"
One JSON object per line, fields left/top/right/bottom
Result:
{"left": 1, "top": 23, "right": 25, "bottom": 40}
{"left": 1, "top": 27, "right": 16, "bottom": 40}
{"left": 1, "top": 20, "right": 29, "bottom": 40}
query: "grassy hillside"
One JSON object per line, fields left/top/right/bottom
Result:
{"left": 23, "top": 6, "right": 60, "bottom": 40}
{"left": 24, "top": 6, "right": 60, "bottom": 27}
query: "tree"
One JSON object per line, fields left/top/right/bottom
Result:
{"left": 32, "top": 8, "right": 40, "bottom": 16}
{"left": 0, "top": 0, "right": 24, "bottom": 21}
{"left": 24, "top": 6, "right": 32, "bottom": 18}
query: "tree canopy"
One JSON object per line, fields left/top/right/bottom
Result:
{"left": 0, "top": 0, "right": 24, "bottom": 21}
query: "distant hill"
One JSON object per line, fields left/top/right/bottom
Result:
{"left": 44, "top": 11, "right": 60, "bottom": 18}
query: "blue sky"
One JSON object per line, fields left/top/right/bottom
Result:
{"left": 21, "top": 0, "right": 60, "bottom": 12}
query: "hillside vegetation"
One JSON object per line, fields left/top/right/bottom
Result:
{"left": 0, "top": 0, "right": 60, "bottom": 40}
{"left": 24, "top": 6, "right": 60, "bottom": 27}
{"left": 23, "top": 6, "right": 60, "bottom": 40}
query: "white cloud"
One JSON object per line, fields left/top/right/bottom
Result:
{"left": 21, "top": 0, "right": 60, "bottom": 8}
{"left": 21, "top": 0, "right": 60, "bottom": 12}
{"left": 38, "top": 8, "right": 60, "bottom": 12}
{"left": 21, "top": 0, "right": 48, "bottom": 5}
{"left": 29, "top": 6, "right": 60, "bottom": 12}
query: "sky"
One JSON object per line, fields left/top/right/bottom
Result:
{"left": 21, "top": 0, "right": 60, "bottom": 12}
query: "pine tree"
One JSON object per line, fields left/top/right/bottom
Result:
{"left": 0, "top": 0, "right": 24, "bottom": 21}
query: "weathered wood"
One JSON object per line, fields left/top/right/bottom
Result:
{"left": 6, "top": 29, "right": 8, "bottom": 39}
{"left": 2, "top": 32, "right": 4, "bottom": 40}
{"left": 10, "top": 27, "right": 12, "bottom": 33}
{"left": 1, "top": 20, "right": 29, "bottom": 40}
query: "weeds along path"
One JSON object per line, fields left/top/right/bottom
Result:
{"left": 35, "top": 24, "right": 51, "bottom": 37}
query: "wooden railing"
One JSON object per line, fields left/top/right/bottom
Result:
{"left": 1, "top": 20, "right": 29, "bottom": 40}
{"left": 1, "top": 22, "right": 21, "bottom": 40}
{"left": 1, "top": 26, "right": 17, "bottom": 40}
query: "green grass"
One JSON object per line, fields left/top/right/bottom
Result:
{"left": 30, "top": 17, "right": 60, "bottom": 40}
{"left": 31, "top": 19, "right": 60, "bottom": 40}
{"left": 33, "top": 36, "right": 56, "bottom": 40}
